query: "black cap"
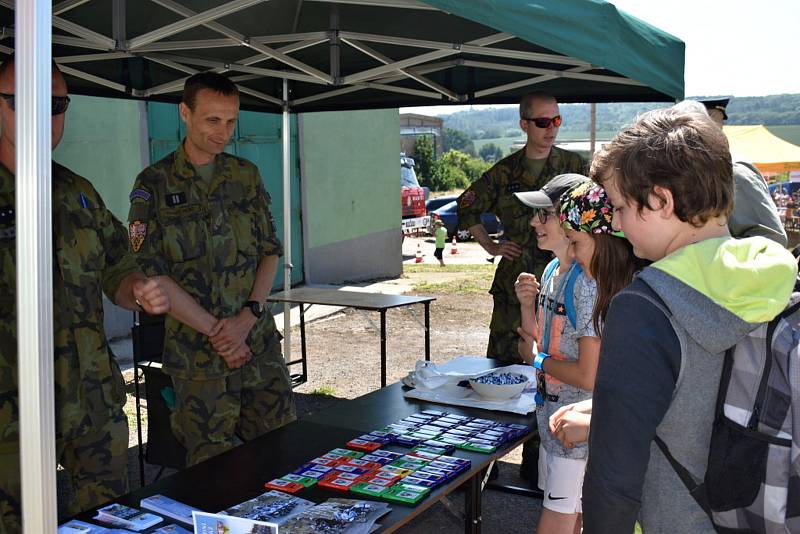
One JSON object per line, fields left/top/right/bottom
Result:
{"left": 699, "top": 98, "right": 729, "bottom": 120}
{"left": 513, "top": 173, "right": 590, "bottom": 209}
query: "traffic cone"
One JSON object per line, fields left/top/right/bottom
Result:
{"left": 415, "top": 243, "right": 424, "bottom": 263}
{"left": 450, "top": 235, "right": 458, "bottom": 255}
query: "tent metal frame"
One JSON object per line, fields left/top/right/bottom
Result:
{"left": 8, "top": 1, "right": 684, "bottom": 531}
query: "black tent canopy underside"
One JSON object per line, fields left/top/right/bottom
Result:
{"left": 0, "top": 0, "right": 681, "bottom": 112}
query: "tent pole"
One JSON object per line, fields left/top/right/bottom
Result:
{"left": 17, "top": 1, "right": 58, "bottom": 532}
{"left": 590, "top": 102, "right": 597, "bottom": 158}
{"left": 282, "top": 78, "right": 292, "bottom": 364}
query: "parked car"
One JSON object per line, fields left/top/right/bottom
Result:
{"left": 428, "top": 198, "right": 502, "bottom": 241}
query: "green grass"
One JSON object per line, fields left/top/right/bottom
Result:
{"left": 404, "top": 263, "right": 496, "bottom": 294}
{"left": 311, "top": 385, "right": 338, "bottom": 396}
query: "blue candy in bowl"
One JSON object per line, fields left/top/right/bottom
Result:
{"left": 468, "top": 371, "right": 529, "bottom": 400}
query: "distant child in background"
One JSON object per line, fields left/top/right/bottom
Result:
{"left": 513, "top": 173, "right": 598, "bottom": 534}
{"left": 434, "top": 219, "right": 447, "bottom": 266}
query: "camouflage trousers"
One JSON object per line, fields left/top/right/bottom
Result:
{"left": 487, "top": 293, "right": 526, "bottom": 363}
{"left": 0, "top": 411, "right": 129, "bottom": 533}
{"left": 170, "top": 337, "right": 296, "bottom": 467}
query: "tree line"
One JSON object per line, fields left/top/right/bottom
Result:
{"left": 443, "top": 94, "right": 800, "bottom": 139}
{"left": 412, "top": 93, "right": 800, "bottom": 192}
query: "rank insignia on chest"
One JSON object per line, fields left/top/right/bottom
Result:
{"left": 0, "top": 206, "right": 13, "bottom": 225}
{"left": 459, "top": 190, "right": 477, "bottom": 208}
{"left": 165, "top": 191, "right": 187, "bottom": 207}
{"left": 506, "top": 182, "right": 521, "bottom": 193}
{"left": 129, "top": 220, "right": 147, "bottom": 252}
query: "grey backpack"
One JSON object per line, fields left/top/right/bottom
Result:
{"left": 656, "top": 294, "right": 800, "bottom": 533}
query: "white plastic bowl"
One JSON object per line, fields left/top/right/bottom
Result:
{"left": 468, "top": 372, "right": 528, "bottom": 401}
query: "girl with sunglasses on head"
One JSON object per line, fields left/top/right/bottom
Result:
{"left": 513, "top": 173, "right": 597, "bottom": 534}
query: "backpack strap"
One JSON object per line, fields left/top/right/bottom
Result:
{"left": 653, "top": 436, "right": 712, "bottom": 514}
{"left": 563, "top": 263, "right": 583, "bottom": 329}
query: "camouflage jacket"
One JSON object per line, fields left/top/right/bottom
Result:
{"left": 128, "top": 142, "right": 283, "bottom": 380}
{"left": 457, "top": 146, "right": 585, "bottom": 298}
{"left": 0, "top": 162, "right": 136, "bottom": 452}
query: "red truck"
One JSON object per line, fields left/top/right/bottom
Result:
{"left": 401, "top": 154, "right": 431, "bottom": 236}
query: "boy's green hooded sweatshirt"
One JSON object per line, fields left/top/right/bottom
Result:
{"left": 583, "top": 236, "right": 797, "bottom": 534}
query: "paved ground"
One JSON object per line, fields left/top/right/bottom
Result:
{"left": 402, "top": 235, "right": 496, "bottom": 265}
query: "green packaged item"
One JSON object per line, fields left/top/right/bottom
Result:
{"left": 383, "top": 485, "right": 429, "bottom": 505}
{"left": 458, "top": 442, "right": 497, "bottom": 453}
{"left": 350, "top": 482, "right": 390, "bottom": 498}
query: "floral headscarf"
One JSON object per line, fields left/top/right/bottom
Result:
{"left": 559, "top": 180, "right": 625, "bottom": 237}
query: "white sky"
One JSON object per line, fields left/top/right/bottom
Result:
{"left": 401, "top": 0, "right": 799, "bottom": 116}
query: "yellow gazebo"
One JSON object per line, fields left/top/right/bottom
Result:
{"left": 724, "top": 125, "right": 800, "bottom": 175}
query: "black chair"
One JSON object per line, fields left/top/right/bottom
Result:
{"left": 132, "top": 311, "right": 186, "bottom": 486}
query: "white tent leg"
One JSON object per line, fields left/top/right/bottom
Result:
{"left": 16, "top": 1, "right": 57, "bottom": 532}
{"left": 282, "top": 78, "right": 292, "bottom": 364}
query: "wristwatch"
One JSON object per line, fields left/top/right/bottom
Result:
{"left": 243, "top": 300, "right": 264, "bottom": 318}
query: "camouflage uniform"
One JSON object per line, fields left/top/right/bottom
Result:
{"left": 128, "top": 142, "right": 295, "bottom": 467}
{"left": 457, "top": 147, "right": 584, "bottom": 362}
{"left": 0, "top": 162, "right": 133, "bottom": 532}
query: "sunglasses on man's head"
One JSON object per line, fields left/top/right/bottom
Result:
{"left": 522, "top": 115, "right": 562, "bottom": 128}
{"left": 0, "top": 93, "right": 71, "bottom": 115}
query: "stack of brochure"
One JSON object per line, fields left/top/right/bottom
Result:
{"left": 279, "top": 498, "right": 390, "bottom": 534}
{"left": 220, "top": 490, "right": 316, "bottom": 525}
{"left": 140, "top": 494, "right": 201, "bottom": 526}
{"left": 59, "top": 517, "right": 191, "bottom": 533}
{"left": 93, "top": 503, "right": 163, "bottom": 531}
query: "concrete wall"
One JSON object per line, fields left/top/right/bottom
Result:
{"left": 53, "top": 95, "right": 148, "bottom": 339}
{"left": 299, "top": 109, "right": 401, "bottom": 284}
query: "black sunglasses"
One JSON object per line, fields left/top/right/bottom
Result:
{"left": 522, "top": 115, "right": 562, "bottom": 128}
{"left": 533, "top": 208, "right": 557, "bottom": 224}
{"left": 0, "top": 93, "right": 71, "bottom": 115}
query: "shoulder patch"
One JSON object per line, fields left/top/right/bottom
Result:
{"left": 129, "top": 221, "right": 147, "bottom": 252}
{"left": 459, "top": 190, "right": 477, "bottom": 208}
{"left": 130, "top": 188, "right": 152, "bottom": 202}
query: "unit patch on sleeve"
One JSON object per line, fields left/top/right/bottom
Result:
{"left": 130, "top": 188, "right": 152, "bottom": 202}
{"left": 459, "top": 190, "right": 477, "bottom": 208}
{"left": 129, "top": 220, "right": 147, "bottom": 252}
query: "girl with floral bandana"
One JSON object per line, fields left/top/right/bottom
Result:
{"left": 559, "top": 181, "right": 645, "bottom": 333}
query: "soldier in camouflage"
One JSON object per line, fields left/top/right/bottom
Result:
{"left": 457, "top": 92, "right": 584, "bottom": 362}
{"left": 128, "top": 72, "right": 296, "bottom": 468}
{"left": 0, "top": 58, "right": 170, "bottom": 532}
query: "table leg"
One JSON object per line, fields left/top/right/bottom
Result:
{"left": 424, "top": 302, "right": 431, "bottom": 362}
{"left": 300, "top": 304, "right": 308, "bottom": 383}
{"left": 464, "top": 469, "right": 483, "bottom": 534}
{"left": 380, "top": 310, "right": 387, "bottom": 388}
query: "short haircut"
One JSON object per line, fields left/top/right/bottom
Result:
{"left": 182, "top": 72, "right": 238, "bottom": 110}
{"left": 519, "top": 91, "right": 556, "bottom": 119}
{"left": 592, "top": 108, "right": 733, "bottom": 227}
{"left": 0, "top": 53, "right": 63, "bottom": 82}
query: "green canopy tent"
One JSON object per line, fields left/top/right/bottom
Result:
{"left": 1, "top": 0, "right": 684, "bottom": 111}
{"left": 5, "top": 1, "right": 684, "bottom": 531}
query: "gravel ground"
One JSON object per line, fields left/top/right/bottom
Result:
{"left": 86, "top": 239, "right": 543, "bottom": 532}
